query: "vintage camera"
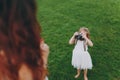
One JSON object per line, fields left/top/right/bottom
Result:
{"left": 75, "top": 33, "right": 84, "bottom": 40}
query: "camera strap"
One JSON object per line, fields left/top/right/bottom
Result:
{"left": 83, "top": 40, "right": 86, "bottom": 51}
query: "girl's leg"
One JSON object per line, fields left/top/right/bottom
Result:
{"left": 84, "top": 69, "right": 88, "bottom": 80}
{"left": 75, "top": 69, "right": 80, "bottom": 78}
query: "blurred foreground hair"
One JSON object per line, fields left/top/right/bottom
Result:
{"left": 0, "top": 0, "right": 46, "bottom": 80}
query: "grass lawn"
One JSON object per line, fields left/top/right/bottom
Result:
{"left": 37, "top": 0, "right": 120, "bottom": 80}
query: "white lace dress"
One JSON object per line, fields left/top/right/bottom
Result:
{"left": 72, "top": 40, "right": 93, "bottom": 69}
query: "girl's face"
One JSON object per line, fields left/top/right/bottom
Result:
{"left": 79, "top": 29, "right": 87, "bottom": 35}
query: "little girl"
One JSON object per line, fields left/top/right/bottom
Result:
{"left": 69, "top": 27, "right": 93, "bottom": 80}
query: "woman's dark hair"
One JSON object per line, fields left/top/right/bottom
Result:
{"left": 0, "top": 0, "right": 46, "bottom": 80}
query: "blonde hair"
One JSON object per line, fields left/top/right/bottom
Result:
{"left": 79, "top": 27, "right": 90, "bottom": 39}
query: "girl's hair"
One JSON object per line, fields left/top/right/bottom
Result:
{"left": 79, "top": 27, "right": 90, "bottom": 39}
{"left": 0, "top": 0, "right": 46, "bottom": 80}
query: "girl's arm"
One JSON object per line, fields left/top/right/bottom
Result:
{"left": 69, "top": 35, "right": 75, "bottom": 44}
{"left": 69, "top": 32, "right": 78, "bottom": 45}
{"left": 82, "top": 33, "right": 93, "bottom": 47}
{"left": 85, "top": 38, "right": 93, "bottom": 47}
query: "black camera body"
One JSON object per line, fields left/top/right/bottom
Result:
{"left": 75, "top": 34, "right": 84, "bottom": 41}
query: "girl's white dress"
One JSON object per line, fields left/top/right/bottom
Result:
{"left": 72, "top": 40, "right": 93, "bottom": 69}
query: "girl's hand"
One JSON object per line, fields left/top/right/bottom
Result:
{"left": 73, "top": 32, "right": 78, "bottom": 36}
{"left": 69, "top": 32, "right": 78, "bottom": 44}
{"left": 82, "top": 33, "right": 87, "bottom": 39}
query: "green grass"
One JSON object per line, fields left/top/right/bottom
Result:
{"left": 37, "top": 0, "right": 120, "bottom": 80}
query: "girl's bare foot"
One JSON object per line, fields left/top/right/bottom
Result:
{"left": 74, "top": 73, "right": 80, "bottom": 78}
